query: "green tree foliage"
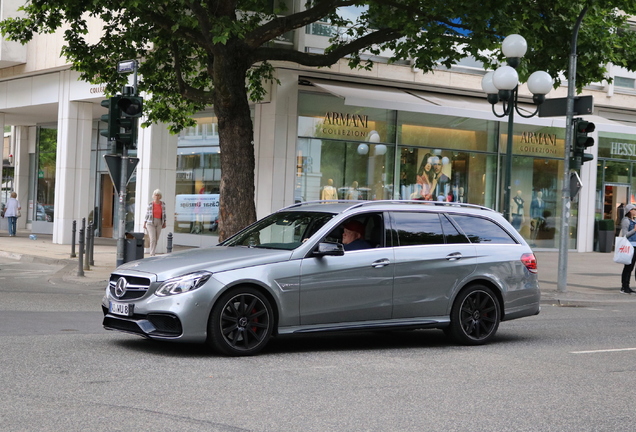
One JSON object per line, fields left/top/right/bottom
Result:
{"left": 2, "top": 0, "right": 636, "bottom": 238}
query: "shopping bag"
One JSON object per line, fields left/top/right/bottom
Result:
{"left": 144, "top": 229, "right": 150, "bottom": 248}
{"left": 613, "top": 236, "right": 634, "bottom": 265}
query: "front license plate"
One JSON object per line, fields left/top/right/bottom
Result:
{"left": 109, "top": 301, "right": 133, "bottom": 317}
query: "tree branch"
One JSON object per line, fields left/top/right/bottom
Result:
{"left": 245, "top": 0, "right": 359, "bottom": 48}
{"left": 172, "top": 41, "right": 215, "bottom": 104}
{"left": 252, "top": 27, "right": 402, "bottom": 66}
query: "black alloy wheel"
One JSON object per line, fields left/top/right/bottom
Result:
{"left": 446, "top": 285, "right": 500, "bottom": 345}
{"left": 209, "top": 287, "right": 273, "bottom": 356}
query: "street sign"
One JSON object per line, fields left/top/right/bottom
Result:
{"left": 538, "top": 95, "right": 593, "bottom": 118}
{"left": 569, "top": 171, "right": 582, "bottom": 200}
{"left": 104, "top": 155, "right": 139, "bottom": 195}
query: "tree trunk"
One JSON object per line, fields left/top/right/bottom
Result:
{"left": 213, "top": 46, "right": 257, "bottom": 241}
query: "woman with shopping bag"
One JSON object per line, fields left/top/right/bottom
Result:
{"left": 619, "top": 204, "right": 636, "bottom": 294}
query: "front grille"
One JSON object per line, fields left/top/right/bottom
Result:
{"left": 109, "top": 274, "right": 151, "bottom": 300}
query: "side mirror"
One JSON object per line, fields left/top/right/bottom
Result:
{"left": 313, "top": 242, "right": 345, "bottom": 257}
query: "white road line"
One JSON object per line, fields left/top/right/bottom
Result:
{"left": 571, "top": 347, "right": 636, "bottom": 354}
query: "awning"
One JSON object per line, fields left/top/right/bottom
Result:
{"left": 309, "top": 79, "right": 441, "bottom": 112}
{"left": 306, "top": 78, "right": 636, "bottom": 131}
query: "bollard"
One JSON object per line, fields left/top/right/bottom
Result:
{"left": 167, "top": 232, "right": 173, "bottom": 253}
{"left": 84, "top": 224, "right": 91, "bottom": 271}
{"left": 88, "top": 223, "right": 95, "bottom": 267}
{"left": 70, "top": 220, "right": 77, "bottom": 258}
{"left": 77, "top": 227, "right": 85, "bottom": 277}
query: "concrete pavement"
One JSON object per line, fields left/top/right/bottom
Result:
{"left": 0, "top": 229, "right": 633, "bottom": 305}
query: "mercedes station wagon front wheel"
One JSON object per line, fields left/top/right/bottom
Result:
{"left": 208, "top": 287, "right": 274, "bottom": 356}
{"left": 446, "top": 285, "right": 500, "bottom": 345}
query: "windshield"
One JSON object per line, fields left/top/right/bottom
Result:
{"left": 221, "top": 211, "right": 336, "bottom": 250}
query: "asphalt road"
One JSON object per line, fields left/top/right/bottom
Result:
{"left": 1, "top": 257, "right": 636, "bottom": 431}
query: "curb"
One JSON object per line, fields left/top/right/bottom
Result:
{"left": 0, "top": 250, "right": 71, "bottom": 266}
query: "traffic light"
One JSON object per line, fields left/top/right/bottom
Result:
{"left": 115, "top": 116, "right": 138, "bottom": 149}
{"left": 118, "top": 95, "right": 143, "bottom": 118}
{"left": 570, "top": 118, "right": 595, "bottom": 170}
{"left": 100, "top": 96, "right": 123, "bottom": 154}
{"left": 116, "top": 95, "right": 143, "bottom": 149}
{"left": 100, "top": 96, "right": 121, "bottom": 141}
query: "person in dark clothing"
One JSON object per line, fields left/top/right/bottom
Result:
{"left": 620, "top": 204, "right": 636, "bottom": 294}
{"left": 342, "top": 220, "right": 372, "bottom": 251}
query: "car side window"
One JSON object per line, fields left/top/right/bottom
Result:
{"left": 391, "top": 212, "right": 445, "bottom": 246}
{"left": 324, "top": 212, "right": 385, "bottom": 250}
{"left": 440, "top": 214, "right": 470, "bottom": 244}
{"left": 448, "top": 214, "right": 517, "bottom": 244}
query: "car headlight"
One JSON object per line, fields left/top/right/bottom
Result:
{"left": 155, "top": 271, "right": 212, "bottom": 297}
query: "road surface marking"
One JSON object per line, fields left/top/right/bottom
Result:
{"left": 571, "top": 348, "right": 636, "bottom": 354}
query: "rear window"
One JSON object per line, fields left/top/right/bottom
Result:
{"left": 448, "top": 214, "right": 517, "bottom": 244}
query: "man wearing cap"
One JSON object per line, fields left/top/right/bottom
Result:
{"left": 342, "top": 220, "right": 372, "bottom": 251}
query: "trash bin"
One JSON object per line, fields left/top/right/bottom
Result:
{"left": 124, "top": 232, "right": 145, "bottom": 262}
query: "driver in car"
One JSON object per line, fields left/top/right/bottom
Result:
{"left": 342, "top": 220, "right": 372, "bottom": 251}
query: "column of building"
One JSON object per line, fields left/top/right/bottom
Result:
{"left": 52, "top": 71, "right": 94, "bottom": 244}
{"left": 253, "top": 68, "right": 300, "bottom": 218}
{"left": 134, "top": 123, "right": 178, "bottom": 254}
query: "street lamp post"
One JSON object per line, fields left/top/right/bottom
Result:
{"left": 481, "top": 34, "right": 553, "bottom": 221}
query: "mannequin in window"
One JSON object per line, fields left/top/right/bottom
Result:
{"left": 530, "top": 191, "right": 545, "bottom": 241}
{"left": 512, "top": 190, "right": 524, "bottom": 230}
{"left": 346, "top": 181, "right": 360, "bottom": 200}
{"left": 321, "top": 179, "right": 338, "bottom": 200}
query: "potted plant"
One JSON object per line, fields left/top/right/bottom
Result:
{"left": 597, "top": 218, "right": 615, "bottom": 252}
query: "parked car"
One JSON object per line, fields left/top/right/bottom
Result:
{"left": 102, "top": 201, "right": 540, "bottom": 356}
{"left": 36, "top": 204, "right": 53, "bottom": 222}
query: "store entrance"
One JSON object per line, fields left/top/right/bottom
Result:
{"left": 603, "top": 183, "right": 631, "bottom": 232}
{"left": 100, "top": 174, "right": 115, "bottom": 238}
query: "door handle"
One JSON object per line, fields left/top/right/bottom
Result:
{"left": 371, "top": 258, "right": 391, "bottom": 268}
{"left": 446, "top": 252, "right": 462, "bottom": 261}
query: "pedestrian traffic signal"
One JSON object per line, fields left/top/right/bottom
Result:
{"left": 116, "top": 116, "right": 138, "bottom": 149}
{"left": 570, "top": 118, "right": 595, "bottom": 170}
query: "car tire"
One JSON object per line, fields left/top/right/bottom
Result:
{"left": 446, "top": 285, "right": 500, "bottom": 345}
{"left": 208, "top": 287, "right": 274, "bottom": 356}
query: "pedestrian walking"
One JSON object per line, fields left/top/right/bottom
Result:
{"left": 3, "top": 192, "right": 21, "bottom": 237}
{"left": 143, "top": 189, "right": 166, "bottom": 256}
{"left": 620, "top": 203, "right": 636, "bottom": 294}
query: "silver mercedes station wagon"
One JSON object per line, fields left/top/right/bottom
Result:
{"left": 102, "top": 201, "right": 540, "bottom": 356}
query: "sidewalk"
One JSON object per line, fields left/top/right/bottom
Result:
{"left": 0, "top": 229, "right": 632, "bottom": 304}
{"left": 0, "top": 230, "right": 191, "bottom": 287}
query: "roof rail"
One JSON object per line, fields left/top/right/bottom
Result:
{"left": 343, "top": 200, "right": 496, "bottom": 213}
{"left": 279, "top": 200, "right": 364, "bottom": 211}
{"left": 280, "top": 199, "right": 496, "bottom": 213}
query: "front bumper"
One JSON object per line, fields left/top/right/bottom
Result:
{"left": 102, "top": 307, "right": 183, "bottom": 338}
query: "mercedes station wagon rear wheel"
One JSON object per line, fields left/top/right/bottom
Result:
{"left": 208, "top": 287, "right": 274, "bottom": 356}
{"left": 446, "top": 285, "right": 500, "bottom": 345}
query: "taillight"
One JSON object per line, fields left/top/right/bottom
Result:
{"left": 521, "top": 253, "right": 538, "bottom": 274}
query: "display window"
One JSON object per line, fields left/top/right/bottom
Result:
{"left": 296, "top": 138, "right": 395, "bottom": 202}
{"left": 35, "top": 127, "right": 57, "bottom": 224}
{"left": 297, "top": 90, "right": 573, "bottom": 249}
{"left": 397, "top": 148, "right": 497, "bottom": 207}
{"left": 174, "top": 116, "right": 221, "bottom": 235}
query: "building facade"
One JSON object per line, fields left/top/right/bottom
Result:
{"left": 2, "top": 4, "right": 636, "bottom": 253}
